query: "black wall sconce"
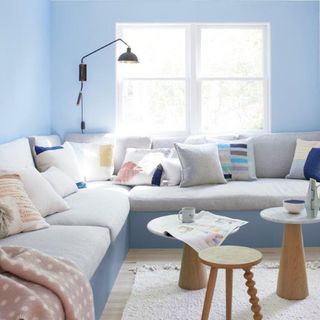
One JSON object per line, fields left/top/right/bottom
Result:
{"left": 76, "top": 38, "right": 139, "bottom": 132}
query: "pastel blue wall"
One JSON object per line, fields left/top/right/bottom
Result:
{"left": 1, "top": 1, "right": 318, "bottom": 141}
{"left": 0, "top": 0, "right": 51, "bottom": 144}
{"left": 51, "top": 0, "right": 320, "bottom": 138}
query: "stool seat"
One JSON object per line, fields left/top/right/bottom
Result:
{"left": 199, "top": 246, "right": 263, "bottom": 269}
{"left": 199, "top": 246, "right": 263, "bottom": 320}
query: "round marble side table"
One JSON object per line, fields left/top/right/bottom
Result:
{"left": 260, "top": 207, "right": 320, "bottom": 300}
{"left": 147, "top": 214, "right": 207, "bottom": 290}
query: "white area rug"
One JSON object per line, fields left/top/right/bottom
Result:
{"left": 122, "top": 263, "right": 320, "bottom": 320}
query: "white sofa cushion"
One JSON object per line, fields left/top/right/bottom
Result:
{"left": 0, "top": 225, "right": 110, "bottom": 279}
{"left": 46, "top": 187, "right": 130, "bottom": 240}
{"left": 0, "top": 138, "right": 34, "bottom": 170}
{"left": 129, "top": 178, "right": 309, "bottom": 212}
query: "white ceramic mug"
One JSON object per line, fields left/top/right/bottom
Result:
{"left": 178, "top": 207, "right": 196, "bottom": 223}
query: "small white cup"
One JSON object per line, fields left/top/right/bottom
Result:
{"left": 178, "top": 207, "right": 196, "bottom": 223}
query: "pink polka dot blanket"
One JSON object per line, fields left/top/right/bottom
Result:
{"left": 0, "top": 246, "right": 94, "bottom": 320}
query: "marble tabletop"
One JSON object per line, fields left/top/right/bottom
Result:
{"left": 260, "top": 207, "right": 320, "bottom": 225}
{"left": 147, "top": 214, "right": 182, "bottom": 239}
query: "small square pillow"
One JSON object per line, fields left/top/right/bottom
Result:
{"left": 16, "top": 167, "right": 70, "bottom": 217}
{"left": 0, "top": 174, "right": 49, "bottom": 233}
{"left": 114, "top": 148, "right": 171, "bottom": 186}
{"left": 161, "top": 158, "right": 182, "bottom": 186}
{"left": 174, "top": 143, "right": 226, "bottom": 187}
{"left": 215, "top": 138, "right": 257, "bottom": 181}
{"left": 287, "top": 139, "right": 320, "bottom": 179}
{"left": 304, "top": 148, "right": 320, "bottom": 181}
{"left": 69, "top": 142, "right": 114, "bottom": 181}
{"left": 34, "top": 142, "right": 85, "bottom": 188}
{"left": 41, "top": 167, "right": 78, "bottom": 198}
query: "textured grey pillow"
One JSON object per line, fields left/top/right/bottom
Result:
{"left": 174, "top": 143, "right": 226, "bottom": 187}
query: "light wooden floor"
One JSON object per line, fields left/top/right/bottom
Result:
{"left": 101, "top": 248, "right": 320, "bottom": 320}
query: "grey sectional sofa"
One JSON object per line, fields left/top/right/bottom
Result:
{"left": 1, "top": 131, "right": 320, "bottom": 319}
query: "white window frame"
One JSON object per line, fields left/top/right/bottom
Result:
{"left": 116, "top": 23, "right": 271, "bottom": 136}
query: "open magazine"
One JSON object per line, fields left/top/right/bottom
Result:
{"left": 165, "top": 211, "right": 248, "bottom": 252}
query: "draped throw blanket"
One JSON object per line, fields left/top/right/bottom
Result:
{"left": 0, "top": 246, "right": 94, "bottom": 320}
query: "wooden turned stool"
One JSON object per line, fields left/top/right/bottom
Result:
{"left": 199, "top": 246, "right": 263, "bottom": 320}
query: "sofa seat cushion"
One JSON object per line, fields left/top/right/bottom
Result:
{"left": 0, "top": 225, "right": 110, "bottom": 278}
{"left": 129, "top": 178, "right": 309, "bottom": 212}
{"left": 46, "top": 188, "right": 130, "bottom": 240}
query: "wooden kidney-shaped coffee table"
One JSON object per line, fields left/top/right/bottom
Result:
{"left": 260, "top": 207, "right": 320, "bottom": 300}
{"left": 147, "top": 215, "right": 207, "bottom": 290}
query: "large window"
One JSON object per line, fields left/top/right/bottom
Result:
{"left": 117, "top": 24, "right": 270, "bottom": 135}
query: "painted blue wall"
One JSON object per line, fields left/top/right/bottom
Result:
{"left": 0, "top": 0, "right": 51, "bottom": 144}
{"left": 51, "top": 0, "right": 319, "bottom": 138}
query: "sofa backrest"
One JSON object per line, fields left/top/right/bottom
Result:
{"left": 240, "top": 131, "right": 320, "bottom": 178}
{"left": 0, "top": 138, "right": 35, "bottom": 170}
{"left": 28, "top": 131, "right": 320, "bottom": 179}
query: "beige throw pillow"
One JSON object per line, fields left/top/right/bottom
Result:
{"left": 0, "top": 174, "right": 49, "bottom": 234}
{"left": 0, "top": 196, "right": 21, "bottom": 239}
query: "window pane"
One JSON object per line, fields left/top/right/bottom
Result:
{"left": 201, "top": 80, "right": 264, "bottom": 132}
{"left": 119, "top": 80, "right": 186, "bottom": 134}
{"left": 118, "top": 27, "right": 186, "bottom": 77}
{"left": 200, "top": 27, "right": 264, "bottom": 77}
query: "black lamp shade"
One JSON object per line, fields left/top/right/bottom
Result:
{"left": 118, "top": 47, "right": 139, "bottom": 63}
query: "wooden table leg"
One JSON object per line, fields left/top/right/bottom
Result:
{"left": 201, "top": 268, "right": 218, "bottom": 320}
{"left": 179, "top": 244, "right": 207, "bottom": 290}
{"left": 277, "top": 224, "right": 308, "bottom": 300}
{"left": 226, "top": 269, "right": 233, "bottom": 320}
{"left": 244, "top": 268, "right": 263, "bottom": 320}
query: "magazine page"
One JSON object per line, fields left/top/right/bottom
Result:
{"left": 165, "top": 211, "right": 248, "bottom": 252}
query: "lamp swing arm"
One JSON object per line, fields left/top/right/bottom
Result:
{"left": 80, "top": 38, "right": 130, "bottom": 63}
{"left": 75, "top": 37, "right": 138, "bottom": 132}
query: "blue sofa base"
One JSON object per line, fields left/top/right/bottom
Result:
{"left": 129, "top": 210, "right": 320, "bottom": 248}
{"left": 90, "top": 218, "right": 129, "bottom": 320}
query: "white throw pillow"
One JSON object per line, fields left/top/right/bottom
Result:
{"left": 114, "top": 148, "right": 171, "bottom": 186}
{"left": 69, "top": 142, "right": 114, "bottom": 181}
{"left": 33, "top": 142, "right": 84, "bottom": 185}
{"left": 42, "top": 167, "right": 78, "bottom": 198}
{"left": 17, "top": 167, "right": 70, "bottom": 217}
{"left": 175, "top": 143, "right": 226, "bottom": 187}
{"left": 161, "top": 158, "right": 181, "bottom": 186}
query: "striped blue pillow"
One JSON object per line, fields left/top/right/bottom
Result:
{"left": 217, "top": 139, "right": 257, "bottom": 181}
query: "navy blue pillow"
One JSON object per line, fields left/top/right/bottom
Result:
{"left": 151, "top": 164, "right": 163, "bottom": 186}
{"left": 304, "top": 148, "right": 320, "bottom": 182}
{"left": 34, "top": 145, "right": 63, "bottom": 155}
